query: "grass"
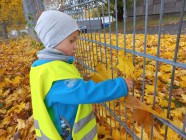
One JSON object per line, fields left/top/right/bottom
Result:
{"left": 101, "top": 12, "right": 186, "bottom": 33}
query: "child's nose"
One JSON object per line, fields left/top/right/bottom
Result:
{"left": 74, "top": 44, "right": 78, "bottom": 49}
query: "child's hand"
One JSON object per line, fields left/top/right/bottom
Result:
{"left": 124, "top": 78, "right": 134, "bottom": 92}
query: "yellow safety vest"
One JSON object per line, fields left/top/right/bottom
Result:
{"left": 30, "top": 60, "right": 97, "bottom": 140}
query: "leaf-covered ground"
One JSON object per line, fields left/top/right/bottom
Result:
{"left": 0, "top": 38, "right": 41, "bottom": 140}
{"left": 0, "top": 34, "right": 185, "bottom": 140}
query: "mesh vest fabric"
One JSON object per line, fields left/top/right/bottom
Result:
{"left": 30, "top": 61, "right": 97, "bottom": 140}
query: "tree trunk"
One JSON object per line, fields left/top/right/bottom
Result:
{"left": 113, "top": 6, "right": 124, "bottom": 21}
{"left": 117, "top": 6, "right": 124, "bottom": 21}
{"left": 1, "top": 21, "right": 8, "bottom": 39}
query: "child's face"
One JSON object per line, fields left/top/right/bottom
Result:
{"left": 55, "top": 31, "right": 79, "bottom": 56}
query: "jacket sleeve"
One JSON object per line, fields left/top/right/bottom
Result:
{"left": 45, "top": 77, "right": 128, "bottom": 107}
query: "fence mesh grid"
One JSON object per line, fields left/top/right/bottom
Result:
{"left": 23, "top": 0, "right": 186, "bottom": 139}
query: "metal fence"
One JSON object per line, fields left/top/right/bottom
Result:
{"left": 23, "top": 0, "right": 186, "bottom": 139}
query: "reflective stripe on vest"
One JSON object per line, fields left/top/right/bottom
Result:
{"left": 30, "top": 61, "right": 97, "bottom": 140}
{"left": 34, "top": 120, "right": 50, "bottom": 140}
{"left": 73, "top": 111, "right": 95, "bottom": 133}
{"left": 73, "top": 111, "right": 97, "bottom": 140}
{"left": 72, "top": 104, "right": 97, "bottom": 140}
{"left": 82, "top": 125, "right": 97, "bottom": 140}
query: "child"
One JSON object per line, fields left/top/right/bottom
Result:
{"left": 30, "top": 10, "right": 133, "bottom": 140}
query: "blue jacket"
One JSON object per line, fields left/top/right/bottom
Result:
{"left": 32, "top": 59, "right": 128, "bottom": 140}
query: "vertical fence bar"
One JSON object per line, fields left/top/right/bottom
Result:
{"left": 142, "top": 0, "right": 148, "bottom": 102}
{"left": 94, "top": 1, "right": 99, "bottom": 63}
{"left": 140, "top": 0, "right": 149, "bottom": 139}
{"left": 123, "top": 0, "right": 127, "bottom": 56}
{"left": 102, "top": 1, "right": 106, "bottom": 65}
{"left": 88, "top": 3, "right": 93, "bottom": 72}
{"left": 87, "top": 2, "right": 93, "bottom": 74}
{"left": 123, "top": 1, "right": 129, "bottom": 139}
{"left": 84, "top": 3, "right": 89, "bottom": 75}
{"left": 151, "top": 0, "right": 164, "bottom": 139}
{"left": 91, "top": 2, "right": 97, "bottom": 69}
{"left": 113, "top": 0, "right": 120, "bottom": 137}
{"left": 96, "top": 2, "right": 102, "bottom": 64}
{"left": 132, "top": 1, "right": 137, "bottom": 140}
{"left": 132, "top": 0, "right": 136, "bottom": 67}
{"left": 122, "top": 0, "right": 128, "bottom": 139}
{"left": 107, "top": 0, "right": 113, "bottom": 134}
{"left": 101, "top": 0, "right": 108, "bottom": 66}
{"left": 111, "top": 0, "right": 117, "bottom": 132}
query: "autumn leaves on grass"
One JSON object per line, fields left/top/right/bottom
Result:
{"left": 0, "top": 34, "right": 185, "bottom": 139}
{"left": 0, "top": 38, "right": 41, "bottom": 140}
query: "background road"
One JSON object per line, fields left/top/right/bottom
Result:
{"left": 128, "top": 20, "right": 186, "bottom": 34}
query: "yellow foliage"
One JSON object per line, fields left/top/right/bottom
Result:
{"left": 145, "top": 84, "right": 155, "bottom": 94}
{"left": 0, "top": 0, "right": 26, "bottom": 30}
{"left": 1, "top": 33, "right": 186, "bottom": 139}
{"left": 116, "top": 51, "right": 136, "bottom": 79}
{"left": 0, "top": 37, "right": 41, "bottom": 139}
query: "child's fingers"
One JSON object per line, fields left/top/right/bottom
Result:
{"left": 124, "top": 78, "right": 134, "bottom": 91}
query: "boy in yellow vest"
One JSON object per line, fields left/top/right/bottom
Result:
{"left": 30, "top": 10, "right": 133, "bottom": 140}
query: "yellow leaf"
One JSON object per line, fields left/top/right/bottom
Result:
{"left": 98, "top": 125, "right": 110, "bottom": 136}
{"left": 179, "top": 80, "right": 186, "bottom": 88}
{"left": 14, "top": 102, "right": 25, "bottom": 113}
{"left": 144, "top": 95, "right": 154, "bottom": 105}
{"left": 153, "top": 128, "right": 164, "bottom": 140}
{"left": 180, "top": 75, "right": 186, "bottom": 80}
{"left": 106, "top": 101, "right": 116, "bottom": 110}
{"left": 2, "top": 116, "right": 12, "bottom": 125}
{"left": 112, "top": 130, "right": 126, "bottom": 140}
{"left": 0, "top": 129, "right": 6, "bottom": 136}
{"left": 158, "top": 73, "right": 171, "bottom": 83}
{"left": 0, "top": 69, "right": 5, "bottom": 75}
{"left": 90, "top": 73, "right": 104, "bottom": 82}
{"left": 172, "top": 119, "right": 183, "bottom": 129}
{"left": 160, "top": 125, "right": 179, "bottom": 139}
{"left": 116, "top": 58, "right": 135, "bottom": 79}
{"left": 16, "top": 119, "right": 26, "bottom": 130}
{"left": 0, "top": 82, "right": 6, "bottom": 89}
{"left": 12, "top": 76, "right": 22, "bottom": 85}
{"left": 157, "top": 92, "right": 165, "bottom": 98}
{"left": 159, "top": 99, "right": 168, "bottom": 108}
{"left": 5, "top": 78, "right": 11, "bottom": 83}
{"left": 159, "top": 98, "right": 175, "bottom": 109}
{"left": 8, "top": 102, "right": 26, "bottom": 114}
{"left": 0, "top": 109, "right": 6, "bottom": 114}
{"left": 94, "top": 63, "right": 117, "bottom": 80}
{"left": 145, "top": 85, "right": 154, "bottom": 94}
{"left": 179, "top": 94, "right": 186, "bottom": 103}
{"left": 106, "top": 117, "right": 120, "bottom": 128}
{"left": 136, "top": 131, "right": 149, "bottom": 140}
{"left": 134, "top": 69, "right": 143, "bottom": 77}
{"left": 159, "top": 64, "right": 172, "bottom": 72}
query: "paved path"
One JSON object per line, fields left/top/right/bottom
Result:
{"left": 127, "top": 20, "right": 186, "bottom": 34}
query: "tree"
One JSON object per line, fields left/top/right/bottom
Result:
{"left": 0, "top": 0, "right": 26, "bottom": 39}
{"left": 103, "top": 0, "right": 133, "bottom": 21}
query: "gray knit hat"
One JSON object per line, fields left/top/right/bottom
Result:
{"left": 35, "top": 10, "right": 80, "bottom": 48}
